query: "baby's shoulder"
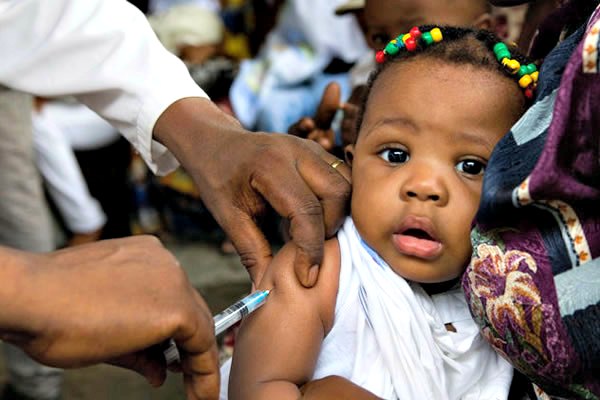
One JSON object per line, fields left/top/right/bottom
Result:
{"left": 260, "top": 238, "right": 341, "bottom": 333}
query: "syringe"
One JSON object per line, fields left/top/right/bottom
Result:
{"left": 163, "top": 290, "right": 271, "bottom": 364}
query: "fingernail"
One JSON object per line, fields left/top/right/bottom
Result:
{"left": 305, "top": 264, "right": 319, "bottom": 287}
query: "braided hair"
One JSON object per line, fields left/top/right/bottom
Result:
{"left": 354, "top": 26, "right": 536, "bottom": 141}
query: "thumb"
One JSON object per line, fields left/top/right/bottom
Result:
{"left": 314, "top": 82, "right": 341, "bottom": 129}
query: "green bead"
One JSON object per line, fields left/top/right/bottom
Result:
{"left": 385, "top": 42, "right": 399, "bottom": 55}
{"left": 422, "top": 32, "right": 434, "bottom": 45}
{"left": 493, "top": 42, "right": 508, "bottom": 56}
{"left": 495, "top": 49, "right": 511, "bottom": 61}
{"left": 517, "top": 65, "right": 528, "bottom": 77}
{"left": 526, "top": 63, "right": 537, "bottom": 74}
{"left": 493, "top": 42, "right": 511, "bottom": 61}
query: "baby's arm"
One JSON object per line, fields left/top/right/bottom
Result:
{"left": 228, "top": 240, "right": 340, "bottom": 400}
{"left": 300, "top": 376, "right": 382, "bottom": 399}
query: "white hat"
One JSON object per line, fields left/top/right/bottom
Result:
{"left": 148, "top": 5, "right": 224, "bottom": 55}
{"left": 335, "top": 0, "right": 365, "bottom": 15}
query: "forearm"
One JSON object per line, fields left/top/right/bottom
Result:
{"left": 232, "top": 381, "right": 303, "bottom": 400}
{"left": 152, "top": 97, "right": 245, "bottom": 171}
{"left": 300, "top": 376, "right": 382, "bottom": 400}
{"left": 250, "top": 378, "right": 380, "bottom": 400}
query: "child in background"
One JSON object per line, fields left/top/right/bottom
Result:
{"left": 222, "top": 26, "right": 538, "bottom": 399}
{"left": 289, "top": 0, "right": 493, "bottom": 156}
{"left": 229, "top": 0, "right": 368, "bottom": 133}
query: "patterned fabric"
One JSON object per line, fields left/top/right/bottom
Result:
{"left": 462, "top": 3, "right": 600, "bottom": 399}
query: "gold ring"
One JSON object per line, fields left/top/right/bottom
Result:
{"left": 329, "top": 159, "right": 345, "bottom": 170}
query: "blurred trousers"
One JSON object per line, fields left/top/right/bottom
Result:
{"left": 0, "top": 86, "right": 62, "bottom": 399}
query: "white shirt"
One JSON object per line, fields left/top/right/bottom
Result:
{"left": 32, "top": 104, "right": 107, "bottom": 234}
{"left": 0, "top": 0, "right": 208, "bottom": 175}
{"left": 220, "top": 218, "right": 513, "bottom": 399}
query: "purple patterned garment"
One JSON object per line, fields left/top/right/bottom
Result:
{"left": 462, "top": 3, "right": 600, "bottom": 399}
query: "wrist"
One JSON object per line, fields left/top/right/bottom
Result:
{"left": 0, "top": 246, "right": 39, "bottom": 338}
{"left": 152, "top": 97, "right": 245, "bottom": 167}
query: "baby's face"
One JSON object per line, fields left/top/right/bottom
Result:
{"left": 363, "top": 0, "right": 485, "bottom": 50}
{"left": 350, "top": 58, "right": 520, "bottom": 283}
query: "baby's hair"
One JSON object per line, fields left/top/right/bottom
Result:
{"left": 354, "top": 26, "right": 536, "bottom": 141}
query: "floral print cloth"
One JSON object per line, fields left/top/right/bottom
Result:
{"left": 462, "top": 3, "right": 600, "bottom": 399}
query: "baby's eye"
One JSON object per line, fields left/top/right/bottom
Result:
{"left": 456, "top": 159, "right": 486, "bottom": 176}
{"left": 378, "top": 148, "right": 409, "bottom": 164}
{"left": 371, "top": 32, "right": 391, "bottom": 47}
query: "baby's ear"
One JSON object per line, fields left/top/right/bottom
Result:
{"left": 344, "top": 144, "right": 355, "bottom": 167}
{"left": 473, "top": 12, "right": 493, "bottom": 31}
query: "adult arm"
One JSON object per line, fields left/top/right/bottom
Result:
{"left": 0, "top": 0, "right": 351, "bottom": 286}
{"left": 0, "top": 238, "right": 219, "bottom": 400}
{"left": 227, "top": 240, "right": 340, "bottom": 399}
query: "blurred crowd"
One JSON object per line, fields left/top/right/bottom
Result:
{"left": 33, "top": 0, "right": 532, "bottom": 253}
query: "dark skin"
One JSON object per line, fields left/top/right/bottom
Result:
{"left": 0, "top": 97, "right": 352, "bottom": 400}
{"left": 0, "top": 237, "right": 219, "bottom": 400}
{"left": 2, "top": 2, "right": 354, "bottom": 399}
{"left": 300, "top": 376, "right": 381, "bottom": 399}
{"left": 154, "top": 97, "right": 352, "bottom": 286}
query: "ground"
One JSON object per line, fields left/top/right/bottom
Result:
{"left": 0, "top": 239, "right": 252, "bottom": 399}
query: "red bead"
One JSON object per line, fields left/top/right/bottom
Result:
{"left": 405, "top": 37, "right": 417, "bottom": 51}
{"left": 409, "top": 27, "right": 422, "bottom": 39}
{"left": 524, "top": 88, "right": 533, "bottom": 99}
{"left": 375, "top": 50, "right": 386, "bottom": 63}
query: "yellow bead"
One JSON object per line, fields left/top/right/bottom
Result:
{"left": 531, "top": 71, "right": 539, "bottom": 82}
{"left": 430, "top": 28, "right": 443, "bottom": 42}
{"left": 391, "top": 39, "right": 397, "bottom": 44}
{"left": 402, "top": 33, "right": 411, "bottom": 43}
{"left": 519, "top": 75, "right": 533, "bottom": 88}
{"left": 507, "top": 59, "right": 521, "bottom": 74}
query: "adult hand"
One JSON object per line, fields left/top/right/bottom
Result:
{"left": 154, "top": 97, "right": 351, "bottom": 287}
{"left": 288, "top": 82, "right": 341, "bottom": 151}
{"left": 0, "top": 237, "right": 218, "bottom": 400}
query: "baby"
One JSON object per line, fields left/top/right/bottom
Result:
{"left": 223, "top": 26, "right": 537, "bottom": 399}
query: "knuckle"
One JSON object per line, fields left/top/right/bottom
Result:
{"left": 292, "top": 199, "right": 323, "bottom": 219}
{"left": 299, "top": 241, "right": 323, "bottom": 259}
{"left": 239, "top": 252, "right": 259, "bottom": 272}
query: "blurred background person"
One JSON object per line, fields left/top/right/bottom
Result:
{"left": 229, "top": 0, "right": 368, "bottom": 133}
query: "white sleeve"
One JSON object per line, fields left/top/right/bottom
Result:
{"left": 32, "top": 110, "right": 107, "bottom": 235}
{"left": 0, "top": 0, "right": 209, "bottom": 174}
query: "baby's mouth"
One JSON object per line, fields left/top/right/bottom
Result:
{"left": 393, "top": 227, "right": 443, "bottom": 260}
